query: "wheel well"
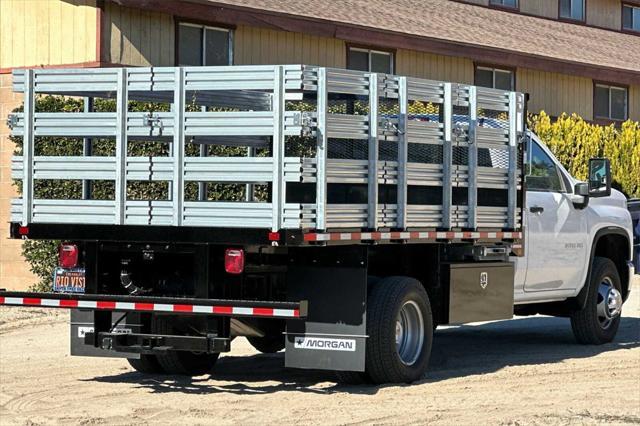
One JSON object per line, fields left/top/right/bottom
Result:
{"left": 367, "top": 245, "right": 445, "bottom": 324}
{"left": 593, "top": 233, "right": 630, "bottom": 300}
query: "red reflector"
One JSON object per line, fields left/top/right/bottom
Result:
{"left": 268, "top": 232, "right": 280, "bottom": 242}
{"left": 18, "top": 226, "right": 29, "bottom": 236}
{"left": 225, "top": 248, "right": 245, "bottom": 274}
{"left": 59, "top": 244, "right": 79, "bottom": 269}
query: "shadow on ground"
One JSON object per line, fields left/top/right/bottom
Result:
{"left": 87, "top": 314, "right": 640, "bottom": 395}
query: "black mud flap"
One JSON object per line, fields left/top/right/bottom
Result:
{"left": 70, "top": 310, "right": 141, "bottom": 358}
{"left": 285, "top": 247, "right": 367, "bottom": 372}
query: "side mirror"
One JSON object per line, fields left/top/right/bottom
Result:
{"left": 588, "top": 158, "right": 611, "bottom": 198}
{"left": 572, "top": 182, "right": 590, "bottom": 209}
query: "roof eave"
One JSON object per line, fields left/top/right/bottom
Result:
{"left": 107, "top": 0, "right": 640, "bottom": 85}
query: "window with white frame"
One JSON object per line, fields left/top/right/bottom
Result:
{"left": 559, "top": 0, "right": 585, "bottom": 21}
{"left": 594, "top": 84, "right": 628, "bottom": 121}
{"left": 177, "top": 23, "right": 233, "bottom": 66}
{"left": 475, "top": 66, "right": 514, "bottom": 90}
{"left": 347, "top": 47, "right": 393, "bottom": 74}
{"left": 490, "top": 0, "right": 518, "bottom": 8}
{"left": 623, "top": 3, "right": 640, "bottom": 32}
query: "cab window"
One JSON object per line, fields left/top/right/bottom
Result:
{"left": 526, "top": 141, "right": 564, "bottom": 192}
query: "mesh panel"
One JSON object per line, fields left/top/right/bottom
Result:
{"left": 379, "top": 99, "right": 399, "bottom": 115}
{"left": 408, "top": 143, "right": 443, "bottom": 164}
{"left": 328, "top": 139, "right": 367, "bottom": 160}
{"left": 477, "top": 108, "right": 509, "bottom": 130}
{"left": 478, "top": 147, "right": 510, "bottom": 168}
{"left": 453, "top": 146, "right": 468, "bottom": 166}
{"left": 327, "top": 97, "right": 369, "bottom": 115}
{"left": 379, "top": 140, "right": 397, "bottom": 161}
{"left": 285, "top": 136, "right": 316, "bottom": 157}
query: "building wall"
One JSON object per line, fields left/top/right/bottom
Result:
{"left": 517, "top": 68, "right": 594, "bottom": 119}
{"left": 102, "top": 1, "right": 174, "bottom": 66}
{"left": 458, "top": 0, "right": 625, "bottom": 30}
{"left": 631, "top": 85, "right": 640, "bottom": 121}
{"left": 520, "top": 0, "right": 559, "bottom": 18}
{"left": 234, "top": 26, "right": 346, "bottom": 68}
{"left": 396, "top": 50, "right": 474, "bottom": 84}
{"left": 0, "top": 0, "right": 98, "bottom": 69}
{"left": 587, "top": 0, "right": 622, "bottom": 29}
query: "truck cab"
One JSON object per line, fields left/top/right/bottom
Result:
{"left": 514, "top": 133, "right": 633, "bottom": 343}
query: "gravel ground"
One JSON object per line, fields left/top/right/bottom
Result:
{"left": 1, "top": 277, "right": 639, "bottom": 425}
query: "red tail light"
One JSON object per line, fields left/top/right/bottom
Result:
{"left": 224, "top": 248, "right": 245, "bottom": 274}
{"left": 59, "top": 244, "right": 79, "bottom": 269}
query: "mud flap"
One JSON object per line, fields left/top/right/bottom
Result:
{"left": 70, "top": 310, "right": 140, "bottom": 358}
{"left": 285, "top": 247, "right": 367, "bottom": 372}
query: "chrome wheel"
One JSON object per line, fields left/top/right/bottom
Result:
{"left": 596, "top": 277, "right": 622, "bottom": 330}
{"left": 395, "top": 300, "right": 424, "bottom": 366}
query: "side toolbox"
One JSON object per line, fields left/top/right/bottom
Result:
{"left": 443, "top": 262, "right": 515, "bottom": 324}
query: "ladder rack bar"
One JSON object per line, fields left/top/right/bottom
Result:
{"left": 82, "top": 97, "right": 93, "bottom": 200}
{"left": 198, "top": 106, "right": 208, "bottom": 202}
{"left": 272, "top": 66, "right": 286, "bottom": 232}
{"left": 114, "top": 69, "right": 128, "bottom": 225}
{"left": 442, "top": 83, "right": 453, "bottom": 229}
{"left": 467, "top": 86, "right": 478, "bottom": 230}
{"left": 368, "top": 73, "right": 379, "bottom": 229}
{"left": 397, "top": 77, "right": 408, "bottom": 229}
{"left": 316, "top": 68, "right": 328, "bottom": 230}
{"left": 507, "top": 91, "right": 518, "bottom": 229}
{"left": 21, "top": 70, "right": 34, "bottom": 226}
{"left": 172, "top": 68, "right": 185, "bottom": 226}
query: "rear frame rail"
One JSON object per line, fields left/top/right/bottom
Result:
{"left": 0, "top": 291, "right": 307, "bottom": 319}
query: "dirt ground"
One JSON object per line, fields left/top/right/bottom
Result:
{"left": 1, "top": 279, "right": 639, "bottom": 425}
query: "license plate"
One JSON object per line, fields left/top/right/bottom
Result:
{"left": 53, "top": 267, "right": 86, "bottom": 293}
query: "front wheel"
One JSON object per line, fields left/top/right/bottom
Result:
{"left": 570, "top": 257, "right": 623, "bottom": 344}
{"left": 365, "top": 276, "right": 433, "bottom": 384}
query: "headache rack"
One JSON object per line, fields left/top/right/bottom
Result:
{"left": 8, "top": 65, "right": 525, "bottom": 242}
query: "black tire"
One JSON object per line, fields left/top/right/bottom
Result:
{"left": 365, "top": 276, "right": 433, "bottom": 384}
{"left": 154, "top": 319, "right": 219, "bottom": 375}
{"left": 571, "top": 257, "right": 623, "bottom": 344}
{"left": 127, "top": 354, "right": 163, "bottom": 374}
{"left": 247, "top": 334, "right": 285, "bottom": 353}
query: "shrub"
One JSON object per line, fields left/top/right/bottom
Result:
{"left": 529, "top": 112, "right": 639, "bottom": 198}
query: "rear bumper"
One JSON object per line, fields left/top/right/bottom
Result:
{"left": 0, "top": 291, "right": 307, "bottom": 320}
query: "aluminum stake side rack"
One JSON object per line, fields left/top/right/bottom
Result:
{"left": 2, "top": 65, "right": 527, "bottom": 383}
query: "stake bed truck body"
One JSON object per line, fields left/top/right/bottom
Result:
{"left": 1, "top": 65, "right": 634, "bottom": 383}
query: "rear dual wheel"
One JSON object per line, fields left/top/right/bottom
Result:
{"left": 336, "top": 276, "right": 434, "bottom": 384}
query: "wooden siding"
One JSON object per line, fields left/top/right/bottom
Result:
{"left": 517, "top": 68, "right": 594, "bottom": 119}
{"left": 520, "top": 0, "right": 558, "bottom": 19}
{"left": 0, "top": 0, "right": 97, "bottom": 69}
{"left": 396, "top": 50, "right": 474, "bottom": 84}
{"left": 234, "top": 26, "right": 345, "bottom": 67}
{"left": 630, "top": 85, "right": 640, "bottom": 121}
{"left": 102, "top": 2, "right": 174, "bottom": 66}
{"left": 588, "top": 0, "right": 622, "bottom": 29}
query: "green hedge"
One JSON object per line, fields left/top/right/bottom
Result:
{"left": 12, "top": 98, "right": 640, "bottom": 291}
{"left": 529, "top": 111, "right": 640, "bottom": 198}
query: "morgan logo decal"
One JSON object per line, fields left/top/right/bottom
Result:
{"left": 480, "top": 272, "right": 488, "bottom": 290}
{"left": 294, "top": 337, "right": 356, "bottom": 352}
{"left": 77, "top": 326, "right": 131, "bottom": 338}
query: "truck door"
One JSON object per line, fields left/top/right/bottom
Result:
{"left": 523, "top": 139, "right": 589, "bottom": 292}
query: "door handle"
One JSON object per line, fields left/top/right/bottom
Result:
{"left": 529, "top": 206, "right": 544, "bottom": 214}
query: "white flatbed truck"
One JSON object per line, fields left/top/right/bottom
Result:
{"left": 0, "top": 65, "right": 634, "bottom": 383}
